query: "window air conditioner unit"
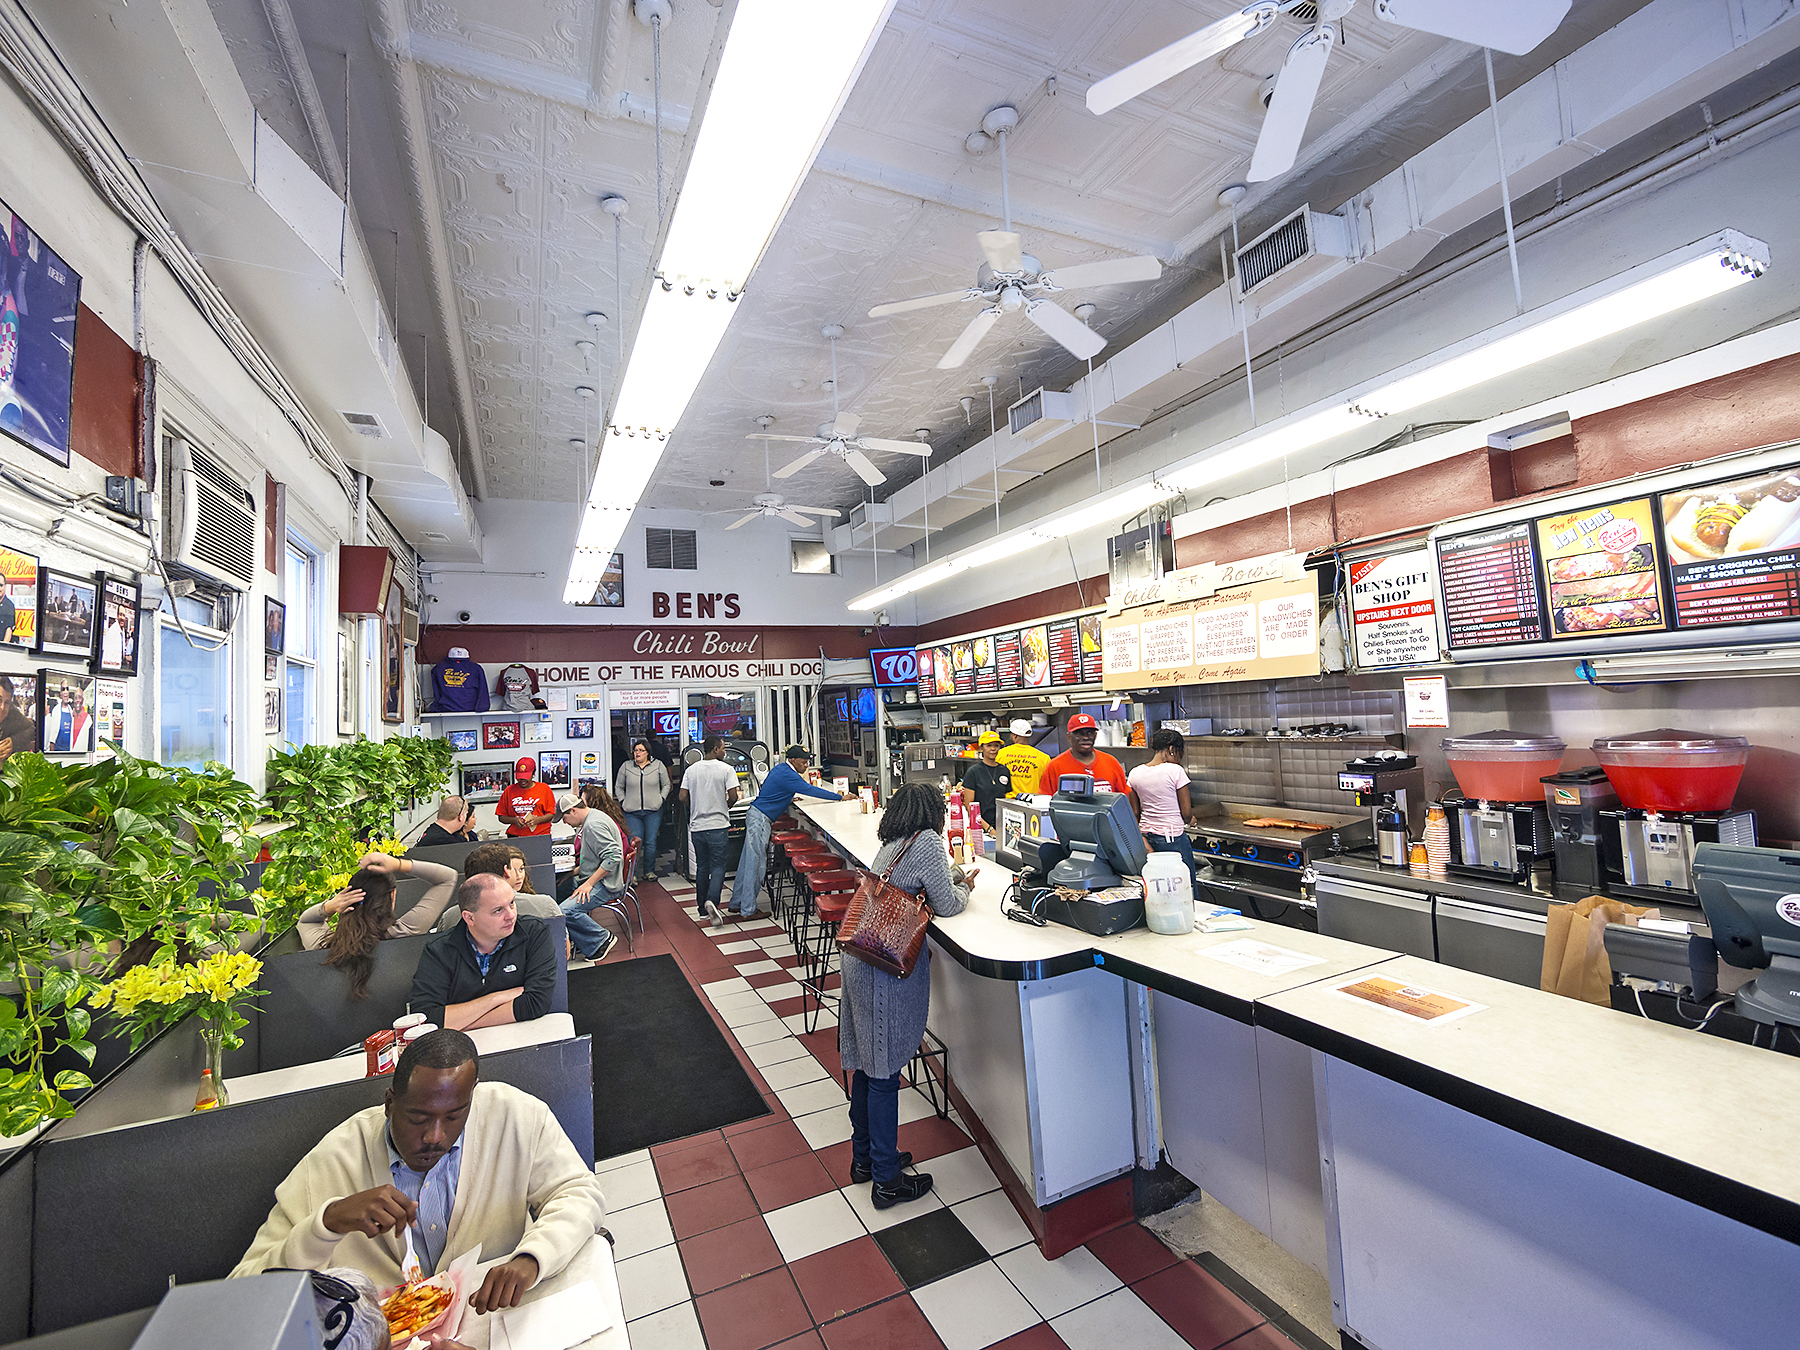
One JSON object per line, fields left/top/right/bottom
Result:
{"left": 165, "top": 437, "right": 257, "bottom": 588}
{"left": 402, "top": 604, "right": 420, "bottom": 645}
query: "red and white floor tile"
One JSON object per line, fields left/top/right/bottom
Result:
{"left": 589, "top": 874, "right": 1315, "bottom": 1350}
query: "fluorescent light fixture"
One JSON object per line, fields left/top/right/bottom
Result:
{"left": 850, "top": 231, "right": 1767, "bottom": 611}
{"left": 565, "top": 0, "right": 897, "bottom": 596}
{"left": 1578, "top": 644, "right": 1800, "bottom": 684}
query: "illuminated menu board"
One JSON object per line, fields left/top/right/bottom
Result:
{"left": 1047, "top": 618, "right": 1081, "bottom": 686}
{"left": 995, "top": 631, "right": 1022, "bottom": 687}
{"left": 1436, "top": 521, "right": 1548, "bottom": 649}
{"left": 973, "top": 635, "right": 998, "bottom": 692}
{"left": 1078, "top": 614, "right": 1104, "bottom": 683}
{"left": 950, "top": 641, "right": 975, "bottom": 695}
{"left": 1533, "top": 496, "right": 1668, "bottom": 640}
{"left": 1660, "top": 463, "right": 1800, "bottom": 629}
{"left": 916, "top": 649, "right": 933, "bottom": 700}
{"left": 913, "top": 612, "right": 1105, "bottom": 698}
{"left": 933, "top": 646, "right": 954, "bottom": 697}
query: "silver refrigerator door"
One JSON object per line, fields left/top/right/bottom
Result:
{"left": 1315, "top": 875, "right": 1435, "bottom": 959}
{"left": 1435, "top": 896, "right": 1548, "bottom": 987}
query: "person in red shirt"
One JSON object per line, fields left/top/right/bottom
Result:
{"left": 1038, "top": 713, "right": 1129, "bottom": 794}
{"left": 496, "top": 757, "right": 557, "bottom": 837}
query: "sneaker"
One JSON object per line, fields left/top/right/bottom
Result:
{"left": 871, "top": 1172, "right": 934, "bottom": 1210}
{"left": 851, "top": 1151, "right": 913, "bottom": 1186}
{"left": 593, "top": 929, "right": 617, "bottom": 962}
{"left": 711, "top": 909, "right": 728, "bottom": 930}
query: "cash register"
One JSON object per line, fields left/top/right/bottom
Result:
{"left": 1013, "top": 775, "right": 1146, "bottom": 935}
{"left": 1692, "top": 842, "right": 1800, "bottom": 1028}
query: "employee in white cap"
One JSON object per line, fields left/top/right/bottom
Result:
{"left": 995, "top": 719, "right": 1049, "bottom": 799}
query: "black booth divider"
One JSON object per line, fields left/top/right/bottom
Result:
{"left": 408, "top": 834, "right": 556, "bottom": 901}
{"left": 26, "top": 1036, "right": 596, "bottom": 1336}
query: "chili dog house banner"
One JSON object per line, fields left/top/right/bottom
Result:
{"left": 1102, "top": 552, "right": 1320, "bottom": 690}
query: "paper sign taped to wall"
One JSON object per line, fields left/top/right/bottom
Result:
{"left": 1333, "top": 975, "right": 1485, "bottom": 1024}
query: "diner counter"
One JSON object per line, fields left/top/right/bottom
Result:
{"left": 793, "top": 799, "right": 1800, "bottom": 1246}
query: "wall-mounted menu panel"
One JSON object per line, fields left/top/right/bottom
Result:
{"left": 1533, "top": 496, "right": 1668, "bottom": 640}
{"left": 1661, "top": 463, "right": 1800, "bottom": 629}
{"left": 914, "top": 609, "right": 1106, "bottom": 699}
{"left": 1047, "top": 618, "right": 1081, "bottom": 686}
{"left": 1102, "top": 573, "right": 1319, "bottom": 690}
{"left": 1437, "top": 521, "right": 1548, "bottom": 650}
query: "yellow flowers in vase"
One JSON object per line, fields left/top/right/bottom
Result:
{"left": 91, "top": 949, "right": 264, "bottom": 1053}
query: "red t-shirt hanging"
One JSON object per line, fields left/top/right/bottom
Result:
{"left": 496, "top": 781, "right": 557, "bottom": 836}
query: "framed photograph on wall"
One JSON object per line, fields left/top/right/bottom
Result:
{"left": 575, "top": 553, "right": 624, "bottom": 608}
{"left": 573, "top": 691, "right": 601, "bottom": 712}
{"left": 336, "top": 631, "right": 355, "bottom": 735}
{"left": 264, "top": 596, "right": 286, "bottom": 653}
{"left": 523, "top": 720, "right": 552, "bottom": 744}
{"left": 1, "top": 547, "right": 39, "bottom": 650}
{"left": 567, "top": 717, "right": 594, "bottom": 739}
{"left": 380, "top": 583, "right": 404, "bottom": 723}
{"left": 36, "top": 568, "right": 97, "bottom": 658}
{"left": 482, "top": 720, "right": 520, "bottom": 750}
{"left": 265, "top": 652, "right": 279, "bottom": 682}
{"left": 459, "top": 761, "right": 512, "bottom": 800}
{"left": 0, "top": 199, "right": 82, "bottom": 468}
{"left": 263, "top": 687, "right": 282, "bottom": 736}
{"left": 447, "top": 728, "right": 478, "bottom": 753}
{"left": 92, "top": 574, "right": 141, "bottom": 678}
{"left": 538, "top": 750, "right": 572, "bottom": 788}
{"left": 39, "top": 670, "right": 95, "bottom": 755}
{"left": 0, "top": 671, "right": 40, "bottom": 764}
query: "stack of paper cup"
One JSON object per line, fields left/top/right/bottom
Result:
{"left": 1424, "top": 806, "right": 1450, "bottom": 879}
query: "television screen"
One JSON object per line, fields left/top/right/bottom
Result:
{"left": 868, "top": 647, "right": 917, "bottom": 687}
{"left": 0, "top": 201, "right": 81, "bottom": 468}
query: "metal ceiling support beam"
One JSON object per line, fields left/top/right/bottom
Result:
{"left": 258, "top": 0, "right": 346, "bottom": 196}
{"left": 367, "top": 0, "right": 488, "bottom": 503}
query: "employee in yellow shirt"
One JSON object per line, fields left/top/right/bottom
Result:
{"left": 995, "top": 719, "right": 1050, "bottom": 798}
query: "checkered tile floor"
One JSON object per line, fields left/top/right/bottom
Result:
{"left": 586, "top": 874, "right": 1321, "bottom": 1350}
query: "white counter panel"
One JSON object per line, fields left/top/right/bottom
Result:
{"left": 928, "top": 938, "right": 1033, "bottom": 1185}
{"left": 1021, "top": 967, "right": 1135, "bottom": 1204}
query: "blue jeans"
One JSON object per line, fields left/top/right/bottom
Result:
{"left": 691, "top": 827, "right": 728, "bottom": 915}
{"left": 561, "top": 887, "right": 618, "bottom": 958}
{"left": 1147, "top": 830, "right": 1198, "bottom": 900}
{"left": 734, "top": 807, "right": 774, "bottom": 916}
{"left": 849, "top": 1070, "right": 903, "bottom": 1184}
{"left": 624, "top": 808, "right": 663, "bottom": 877}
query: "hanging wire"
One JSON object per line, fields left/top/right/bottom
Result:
{"left": 652, "top": 13, "right": 666, "bottom": 228}
{"left": 1485, "top": 48, "right": 1526, "bottom": 315}
{"left": 1226, "top": 200, "right": 1257, "bottom": 425}
{"left": 988, "top": 382, "right": 1001, "bottom": 533}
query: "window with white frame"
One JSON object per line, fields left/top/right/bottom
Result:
{"left": 159, "top": 595, "right": 233, "bottom": 769}
{"left": 284, "top": 538, "right": 320, "bottom": 745}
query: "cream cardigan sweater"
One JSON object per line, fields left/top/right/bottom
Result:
{"left": 230, "top": 1081, "right": 605, "bottom": 1288}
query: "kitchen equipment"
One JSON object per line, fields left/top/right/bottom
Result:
{"left": 1591, "top": 729, "right": 1752, "bottom": 812}
{"left": 1442, "top": 732, "right": 1567, "bottom": 802}
{"left": 1378, "top": 810, "right": 1410, "bottom": 866}
{"left": 1540, "top": 766, "right": 1619, "bottom": 889}
{"left": 1600, "top": 808, "right": 1757, "bottom": 898}
{"left": 1189, "top": 801, "right": 1371, "bottom": 921}
{"left": 1445, "top": 799, "right": 1553, "bottom": 884}
{"left": 1338, "top": 753, "right": 1426, "bottom": 846}
{"left": 1142, "top": 851, "right": 1195, "bottom": 934}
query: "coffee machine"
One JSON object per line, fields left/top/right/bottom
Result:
{"left": 1540, "top": 767, "right": 1617, "bottom": 889}
{"left": 1444, "top": 799, "right": 1554, "bottom": 883}
{"left": 1338, "top": 755, "right": 1426, "bottom": 865}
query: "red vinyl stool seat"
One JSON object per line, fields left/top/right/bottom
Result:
{"left": 800, "top": 877, "right": 857, "bottom": 1032}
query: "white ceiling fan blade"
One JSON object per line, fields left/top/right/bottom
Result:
{"left": 1374, "top": 0, "right": 1570, "bottom": 56}
{"left": 777, "top": 509, "right": 813, "bottom": 527}
{"left": 937, "top": 307, "right": 1001, "bottom": 370}
{"left": 832, "top": 411, "right": 861, "bottom": 437}
{"left": 869, "top": 289, "right": 972, "bottom": 318}
{"left": 978, "top": 230, "right": 1024, "bottom": 274}
{"left": 1039, "top": 255, "right": 1163, "bottom": 290}
{"left": 725, "top": 512, "right": 758, "bottom": 530}
{"left": 859, "top": 437, "right": 932, "bottom": 456}
{"left": 844, "top": 448, "right": 887, "bottom": 487}
{"left": 787, "top": 504, "right": 842, "bottom": 518}
{"left": 772, "top": 449, "right": 825, "bottom": 479}
{"left": 1086, "top": 4, "right": 1279, "bottom": 116}
{"left": 1024, "top": 298, "right": 1105, "bottom": 361}
{"left": 745, "top": 433, "right": 826, "bottom": 444}
{"left": 1247, "top": 25, "right": 1334, "bottom": 183}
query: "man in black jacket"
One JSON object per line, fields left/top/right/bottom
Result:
{"left": 410, "top": 874, "right": 556, "bottom": 1030}
{"left": 416, "top": 795, "right": 478, "bottom": 848}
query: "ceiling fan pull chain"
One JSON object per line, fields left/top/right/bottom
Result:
{"left": 1485, "top": 47, "right": 1525, "bottom": 316}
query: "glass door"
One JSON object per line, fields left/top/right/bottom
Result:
{"left": 685, "top": 689, "right": 758, "bottom": 750}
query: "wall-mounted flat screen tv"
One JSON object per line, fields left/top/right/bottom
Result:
{"left": 0, "top": 200, "right": 80, "bottom": 468}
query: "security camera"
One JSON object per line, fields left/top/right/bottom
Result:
{"left": 457, "top": 610, "right": 472, "bottom": 623}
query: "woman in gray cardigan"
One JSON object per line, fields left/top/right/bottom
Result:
{"left": 615, "top": 740, "right": 672, "bottom": 879}
{"left": 839, "top": 783, "right": 972, "bottom": 1209}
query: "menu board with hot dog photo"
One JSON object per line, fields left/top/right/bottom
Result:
{"left": 1078, "top": 614, "right": 1105, "bottom": 683}
{"left": 973, "top": 635, "right": 999, "bottom": 692}
{"left": 1660, "top": 463, "right": 1800, "bottom": 628}
{"left": 1533, "top": 496, "right": 1668, "bottom": 640}
{"left": 951, "top": 641, "right": 976, "bottom": 695}
{"left": 934, "top": 646, "right": 955, "bottom": 697}
{"left": 1021, "top": 625, "right": 1051, "bottom": 688}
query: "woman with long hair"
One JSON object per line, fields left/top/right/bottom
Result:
{"left": 839, "top": 783, "right": 971, "bottom": 1210}
{"left": 299, "top": 852, "right": 457, "bottom": 998}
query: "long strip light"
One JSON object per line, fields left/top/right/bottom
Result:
{"left": 565, "top": 0, "right": 898, "bottom": 602}
{"left": 847, "top": 230, "right": 1768, "bottom": 612}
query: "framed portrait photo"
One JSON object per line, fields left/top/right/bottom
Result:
{"left": 380, "top": 582, "right": 404, "bottom": 724}
{"left": 0, "top": 670, "right": 40, "bottom": 764}
{"left": 482, "top": 720, "right": 520, "bottom": 750}
{"left": 90, "top": 574, "right": 141, "bottom": 678}
{"left": 566, "top": 717, "right": 594, "bottom": 739}
{"left": 264, "top": 596, "right": 286, "bottom": 654}
{"left": 538, "top": 749, "right": 572, "bottom": 788}
{"left": 1, "top": 547, "right": 39, "bottom": 650}
{"left": 265, "top": 652, "right": 279, "bottom": 682}
{"left": 38, "top": 670, "right": 96, "bottom": 755}
{"left": 36, "top": 567, "right": 97, "bottom": 659}
{"left": 264, "top": 686, "right": 282, "bottom": 736}
{"left": 447, "top": 728, "right": 478, "bottom": 753}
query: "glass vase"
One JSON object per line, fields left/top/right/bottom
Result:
{"left": 194, "top": 1023, "right": 229, "bottom": 1111}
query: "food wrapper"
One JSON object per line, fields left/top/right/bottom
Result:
{"left": 386, "top": 1245, "right": 482, "bottom": 1345}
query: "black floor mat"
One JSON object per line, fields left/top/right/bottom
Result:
{"left": 567, "top": 954, "right": 770, "bottom": 1157}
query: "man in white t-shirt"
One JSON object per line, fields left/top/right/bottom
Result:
{"left": 678, "top": 737, "right": 741, "bottom": 921}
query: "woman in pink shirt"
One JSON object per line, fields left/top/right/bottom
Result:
{"left": 1127, "top": 729, "right": 1197, "bottom": 898}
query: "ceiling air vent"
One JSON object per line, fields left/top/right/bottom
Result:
{"left": 646, "top": 527, "right": 698, "bottom": 570}
{"left": 164, "top": 437, "right": 257, "bottom": 588}
{"left": 1233, "top": 205, "right": 1354, "bottom": 297}
{"left": 1008, "top": 388, "right": 1079, "bottom": 438}
{"left": 341, "top": 411, "right": 387, "bottom": 438}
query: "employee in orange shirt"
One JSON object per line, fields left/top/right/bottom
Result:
{"left": 496, "top": 756, "right": 558, "bottom": 837}
{"left": 1038, "top": 713, "right": 1129, "bottom": 794}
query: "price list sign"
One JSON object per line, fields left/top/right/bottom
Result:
{"left": 950, "top": 642, "right": 976, "bottom": 695}
{"left": 995, "top": 631, "right": 1022, "bottom": 688}
{"left": 1436, "top": 522, "right": 1547, "bottom": 649}
{"left": 915, "top": 648, "right": 933, "bottom": 700}
{"left": 1078, "top": 615, "right": 1104, "bottom": 683}
{"left": 1047, "top": 618, "right": 1081, "bottom": 686}
{"left": 973, "top": 636, "right": 999, "bottom": 692}
{"left": 1660, "top": 465, "right": 1800, "bottom": 629}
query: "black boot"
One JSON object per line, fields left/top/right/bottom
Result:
{"left": 871, "top": 1171, "right": 934, "bottom": 1210}
{"left": 851, "top": 1151, "right": 913, "bottom": 1186}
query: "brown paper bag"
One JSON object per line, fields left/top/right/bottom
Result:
{"left": 1540, "top": 894, "right": 1660, "bottom": 1006}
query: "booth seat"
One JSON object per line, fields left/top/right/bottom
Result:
{"left": 407, "top": 835, "right": 556, "bottom": 900}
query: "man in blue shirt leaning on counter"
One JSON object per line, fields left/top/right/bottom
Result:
{"left": 723, "top": 744, "right": 846, "bottom": 928}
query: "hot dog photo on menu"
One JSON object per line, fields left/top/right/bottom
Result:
{"left": 1663, "top": 467, "right": 1800, "bottom": 563}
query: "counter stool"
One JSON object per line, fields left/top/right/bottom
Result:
{"left": 786, "top": 848, "right": 839, "bottom": 936}
{"left": 907, "top": 1031, "right": 950, "bottom": 1120}
{"left": 771, "top": 830, "right": 816, "bottom": 917}
{"left": 799, "top": 869, "right": 858, "bottom": 1033}
{"left": 779, "top": 839, "right": 832, "bottom": 912}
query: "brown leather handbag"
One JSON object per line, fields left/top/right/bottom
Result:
{"left": 837, "top": 831, "right": 934, "bottom": 978}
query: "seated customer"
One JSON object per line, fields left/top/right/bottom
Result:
{"left": 417, "top": 796, "right": 478, "bottom": 848}
{"left": 301, "top": 853, "right": 460, "bottom": 998}
{"left": 231, "top": 1030, "right": 605, "bottom": 1316}
{"left": 556, "top": 790, "right": 624, "bottom": 963}
{"left": 447, "top": 841, "right": 560, "bottom": 920}
{"left": 410, "top": 874, "right": 556, "bottom": 1030}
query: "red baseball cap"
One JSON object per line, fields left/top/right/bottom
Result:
{"left": 1067, "top": 714, "right": 1099, "bottom": 731}
{"left": 515, "top": 756, "right": 536, "bottom": 776}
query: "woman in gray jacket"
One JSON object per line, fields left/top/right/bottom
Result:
{"left": 839, "top": 782, "right": 971, "bottom": 1209}
{"left": 615, "top": 740, "right": 671, "bottom": 879}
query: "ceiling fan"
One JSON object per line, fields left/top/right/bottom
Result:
{"left": 866, "top": 105, "right": 1162, "bottom": 369}
{"left": 709, "top": 438, "right": 842, "bottom": 530}
{"left": 745, "top": 325, "right": 932, "bottom": 487}
{"left": 1085, "top": 0, "right": 1572, "bottom": 182}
